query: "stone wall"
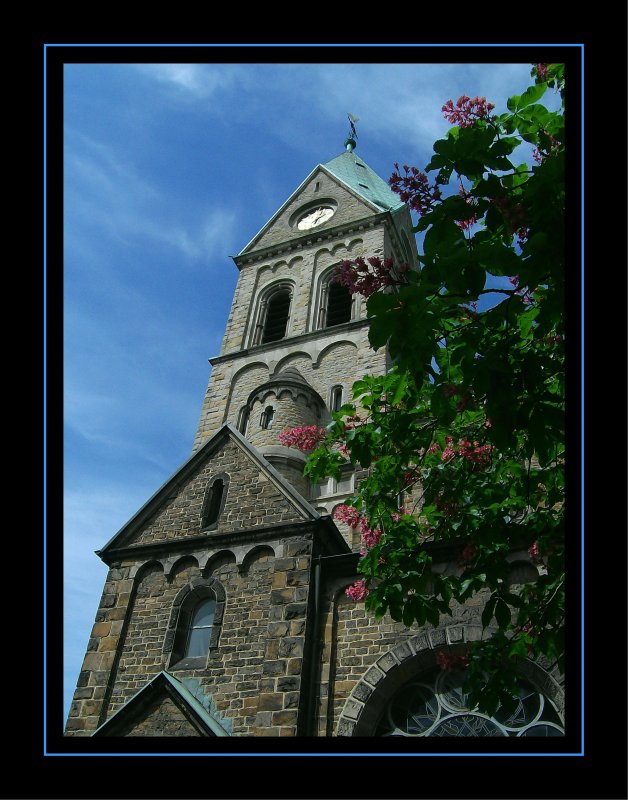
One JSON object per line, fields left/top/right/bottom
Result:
{"left": 66, "top": 533, "right": 317, "bottom": 737}
{"left": 114, "top": 694, "right": 203, "bottom": 737}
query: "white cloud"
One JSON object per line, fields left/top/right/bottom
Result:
{"left": 136, "top": 63, "right": 250, "bottom": 99}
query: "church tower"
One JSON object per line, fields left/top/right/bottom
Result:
{"left": 191, "top": 139, "right": 418, "bottom": 539}
{"left": 65, "top": 138, "right": 417, "bottom": 738}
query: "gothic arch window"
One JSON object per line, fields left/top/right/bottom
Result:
{"left": 165, "top": 579, "right": 226, "bottom": 670}
{"left": 316, "top": 269, "right": 355, "bottom": 330}
{"left": 201, "top": 474, "right": 229, "bottom": 530}
{"left": 253, "top": 283, "right": 293, "bottom": 345}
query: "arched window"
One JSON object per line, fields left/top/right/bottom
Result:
{"left": 325, "top": 281, "right": 353, "bottom": 327}
{"left": 237, "top": 406, "right": 250, "bottom": 435}
{"left": 165, "top": 580, "right": 226, "bottom": 670}
{"left": 184, "top": 597, "right": 216, "bottom": 658}
{"left": 316, "top": 270, "right": 355, "bottom": 330}
{"left": 201, "top": 475, "right": 228, "bottom": 530}
{"left": 374, "top": 666, "right": 564, "bottom": 737}
{"left": 330, "top": 385, "right": 343, "bottom": 412}
{"left": 260, "top": 405, "right": 275, "bottom": 430}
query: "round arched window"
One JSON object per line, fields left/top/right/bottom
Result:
{"left": 375, "top": 668, "right": 564, "bottom": 737}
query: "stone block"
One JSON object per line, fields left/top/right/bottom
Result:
{"left": 258, "top": 693, "right": 283, "bottom": 711}
{"left": 271, "top": 710, "right": 298, "bottom": 726}
{"left": 267, "top": 621, "right": 290, "bottom": 638}
{"left": 284, "top": 602, "right": 307, "bottom": 619}
{"left": 278, "top": 637, "right": 304, "bottom": 658}
{"left": 270, "top": 587, "right": 296, "bottom": 604}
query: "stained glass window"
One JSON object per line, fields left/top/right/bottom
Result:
{"left": 376, "top": 667, "right": 564, "bottom": 737}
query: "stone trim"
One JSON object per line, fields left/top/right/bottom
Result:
{"left": 336, "top": 623, "right": 565, "bottom": 736}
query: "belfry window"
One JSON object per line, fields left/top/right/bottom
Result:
{"left": 325, "top": 281, "right": 353, "bottom": 327}
{"left": 261, "top": 289, "right": 291, "bottom": 343}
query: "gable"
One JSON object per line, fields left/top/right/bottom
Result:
{"left": 98, "top": 425, "right": 318, "bottom": 554}
{"left": 240, "top": 158, "right": 393, "bottom": 256}
{"left": 93, "top": 672, "right": 230, "bottom": 737}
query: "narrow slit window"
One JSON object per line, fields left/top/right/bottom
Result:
{"left": 331, "top": 386, "right": 343, "bottom": 412}
{"left": 261, "top": 406, "right": 275, "bottom": 430}
{"left": 203, "top": 478, "right": 224, "bottom": 528}
{"left": 262, "top": 290, "right": 291, "bottom": 343}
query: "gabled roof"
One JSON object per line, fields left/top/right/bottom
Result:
{"left": 237, "top": 150, "right": 404, "bottom": 257}
{"left": 323, "top": 151, "right": 405, "bottom": 212}
{"left": 92, "top": 671, "right": 231, "bottom": 737}
{"left": 97, "top": 423, "right": 321, "bottom": 558}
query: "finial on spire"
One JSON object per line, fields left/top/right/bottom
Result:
{"left": 345, "top": 113, "right": 360, "bottom": 152}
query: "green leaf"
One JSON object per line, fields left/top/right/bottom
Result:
{"left": 482, "top": 595, "right": 497, "bottom": 629}
{"left": 494, "top": 598, "right": 511, "bottom": 628}
{"left": 518, "top": 82, "right": 547, "bottom": 108}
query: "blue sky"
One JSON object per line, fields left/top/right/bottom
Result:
{"left": 62, "top": 57, "right": 554, "bottom": 721}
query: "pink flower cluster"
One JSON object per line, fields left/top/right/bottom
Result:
{"left": 442, "top": 95, "right": 496, "bottom": 128}
{"left": 455, "top": 182, "right": 479, "bottom": 230}
{"left": 436, "top": 651, "right": 470, "bottom": 671}
{"left": 278, "top": 425, "right": 327, "bottom": 452}
{"left": 389, "top": 163, "right": 442, "bottom": 215}
{"left": 441, "top": 436, "right": 494, "bottom": 468}
{"left": 333, "top": 504, "right": 383, "bottom": 549}
{"left": 492, "top": 196, "right": 527, "bottom": 236}
{"left": 532, "top": 130, "right": 561, "bottom": 165}
{"left": 345, "top": 579, "right": 369, "bottom": 602}
{"left": 332, "top": 256, "right": 407, "bottom": 299}
{"left": 528, "top": 541, "right": 541, "bottom": 561}
{"left": 535, "top": 64, "right": 549, "bottom": 81}
{"left": 461, "top": 542, "right": 476, "bottom": 563}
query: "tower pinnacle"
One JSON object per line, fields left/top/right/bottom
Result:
{"left": 345, "top": 112, "right": 359, "bottom": 152}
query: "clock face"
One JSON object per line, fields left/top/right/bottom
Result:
{"left": 297, "top": 205, "right": 336, "bottom": 230}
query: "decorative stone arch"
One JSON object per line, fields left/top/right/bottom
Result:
{"left": 336, "top": 624, "right": 565, "bottom": 736}
{"left": 129, "top": 559, "right": 166, "bottom": 582}
{"left": 164, "top": 576, "right": 227, "bottom": 669}
{"left": 273, "top": 351, "right": 313, "bottom": 376}
{"left": 314, "top": 339, "right": 359, "bottom": 369}
{"left": 203, "top": 550, "right": 237, "bottom": 577}
{"left": 166, "top": 554, "right": 201, "bottom": 583}
{"left": 240, "top": 544, "right": 276, "bottom": 574}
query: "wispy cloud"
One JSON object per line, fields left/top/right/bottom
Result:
{"left": 136, "top": 63, "right": 251, "bottom": 99}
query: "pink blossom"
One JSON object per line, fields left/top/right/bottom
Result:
{"left": 332, "top": 256, "right": 404, "bottom": 298}
{"left": 389, "top": 163, "right": 442, "bottom": 216}
{"left": 436, "top": 651, "right": 470, "bottom": 671}
{"left": 278, "top": 425, "right": 327, "bottom": 452}
{"left": 535, "top": 64, "right": 549, "bottom": 81}
{"left": 461, "top": 542, "right": 476, "bottom": 563}
{"left": 345, "top": 579, "right": 369, "bottom": 602}
{"left": 442, "top": 95, "right": 496, "bottom": 128}
{"left": 333, "top": 504, "right": 362, "bottom": 528}
{"left": 528, "top": 541, "right": 541, "bottom": 560}
{"left": 427, "top": 442, "right": 440, "bottom": 455}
